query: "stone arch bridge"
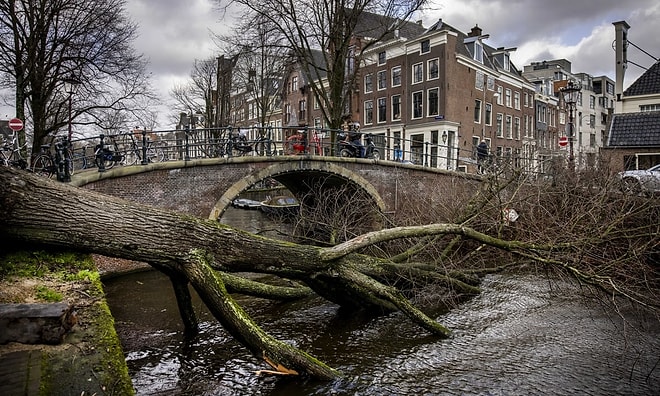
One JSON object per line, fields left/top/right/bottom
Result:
{"left": 71, "top": 156, "right": 480, "bottom": 220}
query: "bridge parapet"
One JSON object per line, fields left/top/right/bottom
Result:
{"left": 72, "top": 156, "right": 480, "bottom": 220}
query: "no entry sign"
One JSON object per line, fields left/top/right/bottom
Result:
{"left": 8, "top": 118, "right": 23, "bottom": 131}
{"left": 558, "top": 136, "right": 568, "bottom": 147}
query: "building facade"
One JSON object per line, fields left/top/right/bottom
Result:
{"left": 522, "top": 60, "right": 616, "bottom": 171}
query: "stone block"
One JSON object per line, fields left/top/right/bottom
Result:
{"left": 0, "top": 303, "right": 77, "bottom": 345}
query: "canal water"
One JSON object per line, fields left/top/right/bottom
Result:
{"left": 103, "top": 207, "right": 660, "bottom": 395}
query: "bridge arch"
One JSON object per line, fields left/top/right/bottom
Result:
{"left": 209, "top": 161, "right": 386, "bottom": 220}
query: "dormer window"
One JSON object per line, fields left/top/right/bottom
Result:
{"left": 421, "top": 39, "right": 430, "bottom": 54}
{"left": 503, "top": 53, "right": 510, "bottom": 71}
{"left": 378, "top": 51, "right": 386, "bottom": 65}
{"left": 474, "top": 41, "right": 483, "bottom": 63}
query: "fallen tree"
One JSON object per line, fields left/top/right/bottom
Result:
{"left": 1, "top": 166, "right": 658, "bottom": 379}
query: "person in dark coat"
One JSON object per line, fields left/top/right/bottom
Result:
{"left": 476, "top": 140, "right": 489, "bottom": 173}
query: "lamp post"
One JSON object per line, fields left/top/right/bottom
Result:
{"left": 559, "top": 80, "right": 581, "bottom": 169}
{"left": 63, "top": 74, "right": 81, "bottom": 144}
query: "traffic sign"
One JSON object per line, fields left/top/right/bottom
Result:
{"left": 558, "top": 136, "right": 568, "bottom": 147}
{"left": 8, "top": 118, "right": 23, "bottom": 131}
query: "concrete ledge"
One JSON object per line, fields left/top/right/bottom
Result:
{"left": 0, "top": 303, "right": 77, "bottom": 345}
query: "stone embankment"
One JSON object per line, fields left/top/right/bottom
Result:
{"left": 0, "top": 253, "right": 149, "bottom": 395}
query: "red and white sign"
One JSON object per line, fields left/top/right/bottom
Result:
{"left": 8, "top": 118, "right": 23, "bottom": 131}
{"left": 558, "top": 136, "right": 568, "bottom": 147}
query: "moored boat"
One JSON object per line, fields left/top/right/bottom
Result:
{"left": 231, "top": 198, "right": 262, "bottom": 210}
{"left": 260, "top": 195, "right": 300, "bottom": 217}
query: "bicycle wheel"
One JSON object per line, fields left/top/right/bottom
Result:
{"left": 32, "top": 154, "right": 54, "bottom": 178}
{"left": 94, "top": 152, "right": 116, "bottom": 170}
{"left": 256, "top": 140, "right": 277, "bottom": 156}
{"left": 124, "top": 149, "right": 139, "bottom": 166}
{"left": 146, "top": 146, "right": 165, "bottom": 162}
{"left": 66, "top": 149, "right": 75, "bottom": 176}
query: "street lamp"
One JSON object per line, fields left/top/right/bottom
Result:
{"left": 559, "top": 80, "right": 581, "bottom": 168}
{"left": 63, "top": 74, "right": 81, "bottom": 144}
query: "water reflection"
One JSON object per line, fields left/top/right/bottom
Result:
{"left": 104, "top": 269, "right": 660, "bottom": 395}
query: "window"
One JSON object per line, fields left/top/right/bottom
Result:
{"left": 640, "top": 104, "right": 660, "bottom": 112}
{"left": 496, "top": 86, "right": 503, "bottom": 105}
{"left": 496, "top": 113, "right": 503, "bottom": 137}
{"left": 475, "top": 71, "right": 485, "bottom": 90}
{"left": 428, "top": 88, "right": 439, "bottom": 116}
{"left": 291, "top": 76, "right": 298, "bottom": 92}
{"left": 505, "top": 88, "right": 512, "bottom": 107}
{"left": 378, "top": 51, "right": 386, "bottom": 65}
{"left": 502, "top": 53, "right": 510, "bottom": 71}
{"left": 474, "top": 41, "right": 483, "bottom": 63}
{"left": 392, "top": 95, "right": 401, "bottom": 120}
{"left": 421, "top": 39, "right": 430, "bottom": 54}
{"left": 474, "top": 99, "right": 482, "bottom": 123}
{"left": 514, "top": 117, "right": 520, "bottom": 140}
{"left": 378, "top": 98, "right": 386, "bottom": 122}
{"left": 589, "top": 95, "right": 595, "bottom": 109}
{"left": 364, "top": 74, "right": 373, "bottom": 93}
{"left": 506, "top": 115, "right": 512, "bottom": 139}
{"left": 514, "top": 92, "right": 520, "bottom": 110}
{"left": 377, "top": 70, "right": 386, "bottom": 90}
{"left": 428, "top": 59, "right": 439, "bottom": 80}
{"left": 364, "top": 100, "right": 374, "bottom": 124}
{"left": 391, "top": 66, "right": 401, "bottom": 87}
{"left": 346, "top": 46, "right": 355, "bottom": 76}
{"left": 412, "top": 91, "right": 423, "bottom": 118}
{"left": 284, "top": 103, "right": 291, "bottom": 124}
{"left": 412, "top": 63, "right": 423, "bottom": 84}
{"left": 485, "top": 103, "right": 493, "bottom": 125}
{"left": 298, "top": 100, "right": 306, "bottom": 121}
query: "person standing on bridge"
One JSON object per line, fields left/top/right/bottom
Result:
{"left": 476, "top": 140, "right": 489, "bottom": 174}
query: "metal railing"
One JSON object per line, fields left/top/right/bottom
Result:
{"left": 62, "top": 125, "right": 556, "bottom": 180}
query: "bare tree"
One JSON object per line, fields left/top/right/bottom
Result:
{"left": 0, "top": 0, "right": 155, "bottom": 154}
{"left": 214, "top": 13, "right": 289, "bottom": 128}
{"left": 227, "top": 0, "right": 428, "bottom": 129}
{"left": 170, "top": 57, "right": 217, "bottom": 127}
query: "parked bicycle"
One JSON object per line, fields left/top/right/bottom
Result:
{"left": 121, "top": 132, "right": 165, "bottom": 165}
{"left": 94, "top": 134, "right": 124, "bottom": 170}
{"left": 1, "top": 130, "right": 28, "bottom": 169}
{"left": 226, "top": 127, "right": 278, "bottom": 157}
{"left": 32, "top": 136, "right": 75, "bottom": 181}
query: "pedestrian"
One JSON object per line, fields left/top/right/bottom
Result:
{"left": 476, "top": 140, "right": 489, "bottom": 173}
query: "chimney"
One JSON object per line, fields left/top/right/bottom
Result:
{"left": 612, "top": 20, "right": 630, "bottom": 110}
{"left": 469, "top": 24, "right": 483, "bottom": 37}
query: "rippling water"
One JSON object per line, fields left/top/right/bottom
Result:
{"left": 104, "top": 269, "right": 660, "bottom": 396}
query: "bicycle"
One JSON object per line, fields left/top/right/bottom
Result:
{"left": 32, "top": 136, "right": 74, "bottom": 180}
{"left": 197, "top": 128, "right": 234, "bottom": 158}
{"left": 94, "top": 134, "right": 124, "bottom": 170}
{"left": 121, "top": 132, "right": 165, "bottom": 165}
{"left": 1, "top": 130, "right": 29, "bottom": 169}
{"left": 226, "top": 127, "right": 278, "bottom": 157}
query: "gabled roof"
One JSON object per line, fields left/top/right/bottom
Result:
{"left": 354, "top": 11, "right": 427, "bottom": 41}
{"left": 623, "top": 60, "right": 660, "bottom": 96}
{"left": 608, "top": 111, "right": 660, "bottom": 147}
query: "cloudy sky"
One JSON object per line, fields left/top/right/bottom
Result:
{"left": 2, "top": 0, "right": 659, "bottom": 127}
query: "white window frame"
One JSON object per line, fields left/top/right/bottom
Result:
{"left": 391, "top": 66, "right": 402, "bottom": 87}
{"left": 412, "top": 62, "right": 423, "bottom": 84}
